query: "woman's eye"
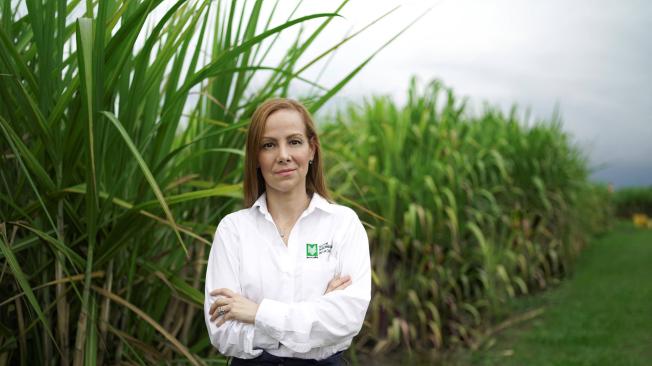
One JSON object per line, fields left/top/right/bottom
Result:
{"left": 290, "top": 139, "right": 302, "bottom": 145}
{"left": 262, "top": 142, "right": 274, "bottom": 149}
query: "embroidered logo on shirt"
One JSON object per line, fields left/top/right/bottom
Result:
{"left": 319, "top": 242, "right": 332, "bottom": 255}
{"left": 306, "top": 243, "right": 319, "bottom": 258}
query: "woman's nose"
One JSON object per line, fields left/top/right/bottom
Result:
{"left": 277, "top": 144, "right": 290, "bottom": 162}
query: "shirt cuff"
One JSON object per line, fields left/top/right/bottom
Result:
{"left": 252, "top": 324, "right": 279, "bottom": 349}
{"left": 255, "top": 298, "right": 288, "bottom": 340}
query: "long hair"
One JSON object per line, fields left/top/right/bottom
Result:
{"left": 243, "top": 98, "right": 331, "bottom": 207}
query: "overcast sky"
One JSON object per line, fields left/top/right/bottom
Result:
{"left": 145, "top": 1, "right": 652, "bottom": 187}
{"left": 267, "top": 0, "right": 651, "bottom": 188}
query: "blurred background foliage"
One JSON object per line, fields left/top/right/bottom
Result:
{"left": 613, "top": 186, "right": 652, "bottom": 218}
{"left": 0, "top": 0, "right": 616, "bottom": 365}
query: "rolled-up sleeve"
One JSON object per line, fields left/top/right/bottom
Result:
{"left": 253, "top": 210, "right": 371, "bottom": 353}
{"left": 204, "top": 218, "right": 279, "bottom": 358}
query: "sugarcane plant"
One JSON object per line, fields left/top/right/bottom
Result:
{"left": 321, "top": 78, "right": 612, "bottom": 354}
{"left": 0, "top": 0, "right": 409, "bottom": 364}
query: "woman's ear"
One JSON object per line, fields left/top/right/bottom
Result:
{"left": 309, "top": 136, "right": 316, "bottom": 160}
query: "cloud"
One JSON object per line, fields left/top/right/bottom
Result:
{"left": 292, "top": 0, "right": 652, "bottom": 187}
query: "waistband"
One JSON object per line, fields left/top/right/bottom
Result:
{"left": 230, "top": 350, "right": 344, "bottom": 366}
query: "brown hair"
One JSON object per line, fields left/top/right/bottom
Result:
{"left": 243, "top": 98, "right": 331, "bottom": 207}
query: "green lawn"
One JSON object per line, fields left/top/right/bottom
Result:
{"left": 462, "top": 222, "right": 652, "bottom": 366}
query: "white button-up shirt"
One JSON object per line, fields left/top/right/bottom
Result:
{"left": 204, "top": 192, "right": 371, "bottom": 360}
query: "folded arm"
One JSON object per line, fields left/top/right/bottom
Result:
{"left": 205, "top": 211, "right": 371, "bottom": 355}
{"left": 254, "top": 212, "right": 371, "bottom": 353}
{"left": 204, "top": 219, "right": 278, "bottom": 358}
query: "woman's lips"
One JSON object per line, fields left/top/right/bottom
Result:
{"left": 275, "top": 168, "right": 296, "bottom": 177}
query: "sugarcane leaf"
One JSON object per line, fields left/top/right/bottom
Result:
{"left": 92, "top": 286, "right": 203, "bottom": 366}
{"left": 0, "top": 236, "right": 60, "bottom": 355}
{"left": 101, "top": 110, "right": 188, "bottom": 256}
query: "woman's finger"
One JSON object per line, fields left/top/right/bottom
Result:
{"left": 209, "top": 297, "right": 230, "bottom": 315}
{"left": 331, "top": 278, "right": 351, "bottom": 292}
{"left": 215, "top": 309, "right": 235, "bottom": 324}
{"left": 336, "top": 279, "right": 352, "bottom": 290}
{"left": 333, "top": 276, "right": 350, "bottom": 288}
{"left": 210, "top": 288, "right": 236, "bottom": 297}
{"left": 209, "top": 301, "right": 219, "bottom": 315}
{"left": 326, "top": 276, "right": 338, "bottom": 287}
{"left": 211, "top": 305, "right": 224, "bottom": 321}
{"left": 210, "top": 303, "right": 232, "bottom": 321}
{"left": 325, "top": 275, "right": 353, "bottom": 294}
{"left": 332, "top": 275, "right": 347, "bottom": 286}
{"left": 325, "top": 278, "right": 340, "bottom": 293}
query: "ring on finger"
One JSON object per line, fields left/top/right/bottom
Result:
{"left": 217, "top": 306, "right": 227, "bottom": 317}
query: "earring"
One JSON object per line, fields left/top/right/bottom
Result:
{"left": 309, "top": 160, "right": 313, "bottom": 165}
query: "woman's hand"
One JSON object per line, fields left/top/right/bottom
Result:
{"left": 209, "top": 288, "right": 259, "bottom": 327}
{"left": 209, "top": 276, "right": 351, "bottom": 326}
{"left": 324, "top": 274, "right": 352, "bottom": 294}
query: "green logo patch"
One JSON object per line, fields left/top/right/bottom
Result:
{"left": 306, "top": 243, "right": 319, "bottom": 258}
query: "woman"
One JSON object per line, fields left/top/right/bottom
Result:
{"left": 204, "top": 98, "right": 371, "bottom": 365}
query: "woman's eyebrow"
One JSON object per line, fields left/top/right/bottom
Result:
{"left": 261, "top": 133, "right": 305, "bottom": 141}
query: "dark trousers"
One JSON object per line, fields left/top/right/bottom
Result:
{"left": 230, "top": 350, "right": 344, "bottom": 366}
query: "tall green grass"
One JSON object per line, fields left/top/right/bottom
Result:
{"left": 0, "top": 0, "right": 612, "bottom": 363}
{"left": 0, "top": 0, "right": 407, "bottom": 364}
{"left": 613, "top": 186, "right": 652, "bottom": 217}
{"left": 322, "top": 78, "right": 612, "bottom": 354}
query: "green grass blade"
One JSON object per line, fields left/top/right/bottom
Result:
{"left": 0, "top": 235, "right": 61, "bottom": 355}
{"left": 101, "top": 111, "right": 188, "bottom": 256}
{"left": 92, "top": 286, "right": 203, "bottom": 366}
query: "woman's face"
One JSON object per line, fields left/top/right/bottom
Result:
{"left": 258, "top": 108, "right": 315, "bottom": 196}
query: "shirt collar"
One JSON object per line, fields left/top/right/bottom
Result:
{"left": 252, "top": 192, "right": 334, "bottom": 217}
